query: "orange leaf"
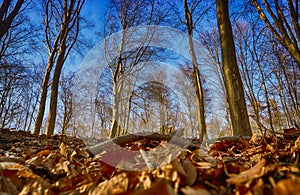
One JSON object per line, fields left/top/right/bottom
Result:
{"left": 37, "top": 149, "right": 51, "bottom": 157}
{"left": 131, "top": 179, "right": 176, "bottom": 195}
{"left": 226, "top": 159, "right": 266, "bottom": 186}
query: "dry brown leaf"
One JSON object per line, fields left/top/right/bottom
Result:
{"left": 59, "top": 142, "right": 68, "bottom": 158}
{"left": 195, "top": 161, "right": 213, "bottom": 169}
{"left": 172, "top": 159, "right": 186, "bottom": 176}
{"left": 76, "top": 182, "right": 94, "bottom": 194}
{"left": 249, "top": 134, "right": 260, "bottom": 145}
{"left": 131, "top": 179, "right": 176, "bottom": 195}
{"left": 191, "top": 149, "right": 217, "bottom": 166}
{"left": 252, "top": 178, "right": 264, "bottom": 194}
{"left": 53, "top": 177, "right": 77, "bottom": 192}
{"left": 152, "top": 163, "right": 180, "bottom": 193}
{"left": 226, "top": 159, "right": 266, "bottom": 186}
{"left": 181, "top": 185, "right": 211, "bottom": 195}
{"left": 181, "top": 160, "right": 197, "bottom": 186}
{"left": 136, "top": 171, "right": 152, "bottom": 190}
{"left": 70, "top": 149, "right": 77, "bottom": 158}
{"left": 19, "top": 180, "right": 51, "bottom": 195}
{"left": 273, "top": 178, "right": 300, "bottom": 195}
{"left": 17, "top": 167, "right": 39, "bottom": 180}
{"left": 0, "top": 176, "right": 19, "bottom": 195}
{"left": 89, "top": 172, "right": 128, "bottom": 195}
{"left": 37, "top": 149, "right": 51, "bottom": 157}
{"left": 53, "top": 160, "right": 70, "bottom": 175}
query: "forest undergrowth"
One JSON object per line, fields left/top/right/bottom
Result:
{"left": 1, "top": 128, "right": 300, "bottom": 194}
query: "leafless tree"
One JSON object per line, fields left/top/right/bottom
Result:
{"left": 166, "top": 0, "right": 214, "bottom": 140}
{"left": 0, "top": 0, "right": 41, "bottom": 131}
{"left": 198, "top": 29, "right": 232, "bottom": 135}
{"left": 57, "top": 71, "right": 75, "bottom": 135}
{"left": 103, "top": 0, "right": 169, "bottom": 138}
{"left": 0, "top": 60, "right": 25, "bottom": 128}
{"left": 34, "top": 0, "right": 86, "bottom": 135}
{"left": 269, "top": 39, "right": 300, "bottom": 127}
{"left": 0, "top": 59, "right": 41, "bottom": 131}
{"left": 182, "top": 0, "right": 208, "bottom": 140}
{"left": 251, "top": 0, "right": 300, "bottom": 69}
{"left": 0, "top": 0, "right": 28, "bottom": 39}
{"left": 216, "top": 0, "right": 252, "bottom": 136}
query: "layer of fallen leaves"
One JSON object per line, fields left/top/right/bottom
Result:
{"left": 1, "top": 128, "right": 300, "bottom": 194}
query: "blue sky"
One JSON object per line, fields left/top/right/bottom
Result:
{"left": 66, "top": 0, "right": 109, "bottom": 70}
{"left": 83, "top": 0, "right": 108, "bottom": 26}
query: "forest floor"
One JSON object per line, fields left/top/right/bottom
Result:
{"left": 1, "top": 128, "right": 300, "bottom": 194}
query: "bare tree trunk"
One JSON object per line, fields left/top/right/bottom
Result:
{"left": 183, "top": 0, "right": 207, "bottom": 140}
{"left": 216, "top": 0, "right": 252, "bottom": 136}
{"left": 109, "top": 26, "right": 125, "bottom": 139}
{"left": 199, "top": 31, "right": 232, "bottom": 134}
{"left": 276, "top": 71, "right": 293, "bottom": 127}
{"left": 257, "top": 60, "right": 275, "bottom": 132}
{"left": 109, "top": 55, "right": 124, "bottom": 138}
{"left": 34, "top": 52, "right": 57, "bottom": 135}
{"left": 110, "top": 82, "right": 122, "bottom": 138}
{"left": 43, "top": 0, "right": 84, "bottom": 135}
{"left": 46, "top": 43, "right": 65, "bottom": 135}
{"left": 27, "top": 91, "right": 40, "bottom": 131}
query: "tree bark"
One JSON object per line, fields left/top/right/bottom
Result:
{"left": 109, "top": 27, "right": 125, "bottom": 139}
{"left": 183, "top": 0, "right": 207, "bottom": 140}
{"left": 216, "top": 0, "right": 252, "bottom": 136}
{"left": 109, "top": 67, "right": 123, "bottom": 138}
{"left": 34, "top": 50, "right": 57, "bottom": 135}
{"left": 45, "top": 43, "right": 66, "bottom": 135}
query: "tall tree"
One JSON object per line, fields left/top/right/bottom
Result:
{"left": 34, "top": 0, "right": 85, "bottom": 135}
{"left": 0, "top": 0, "right": 40, "bottom": 132}
{"left": 198, "top": 29, "right": 232, "bottom": 134}
{"left": 251, "top": 0, "right": 300, "bottom": 68}
{"left": 103, "top": 0, "right": 168, "bottom": 138}
{"left": 45, "top": 0, "right": 85, "bottom": 135}
{"left": 216, "top": 0, "right": 252, "bottom": 136}
{"left": 182, "top": 0, "right": 207, "bottom": 140}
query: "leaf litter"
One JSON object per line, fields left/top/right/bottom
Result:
{"left": 1, "top": 128, "right": 300, "bottom": 194}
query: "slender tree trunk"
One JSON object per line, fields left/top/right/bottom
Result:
{"left": 46, "top": 43, "right": 66, "bottom": 135}
{"left": 109, "top": 28, "right": 126, "bottom": 139}
{"left": 276, "top": 72, "right": 292, "bottom": 127}
{"left": 110, "top": 82, "right": 121, "bottom": 138}
{"left": 257, "top": 61, "right": 275, "bottom": 132}
{"left": 27, "top": 92, "right": 39, "bottom": 131}
{"left": 34, "top": 53, "right": 56, "bottom": 135}
{"left": 216, "top": 0, "right": 252, "bottom": 136}
{"left": 183, "top": 0, "right": 207, "bottom": 140}
{"left": 33, "top": 71, "right": 49, "bottom": 135}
